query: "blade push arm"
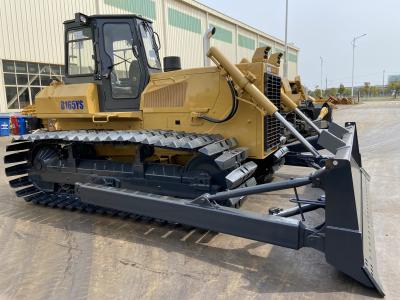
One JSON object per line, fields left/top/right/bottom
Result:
{"left": 281, "top": 89, "right": 322, "bottom": 134}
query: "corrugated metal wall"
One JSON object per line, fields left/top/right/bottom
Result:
{"left": 0, "top": 0, "right": 299, "bottom": 112}
{"left": 237, "top": 28, "right": 257, "bottom": 63}
{"left": 99, "top": 0, "right": 167, "bottom": 60}
{"left": 164, "top": 0, "right": 205, "bottom": 68}
{"left": 208, "top": 16, "right": 236, "bottom": 63}
{"left": 0, "top": 0, "right": 97, "bottom": 112}
{"left": 0, "top": 0, "right": 96, "bottom": 63}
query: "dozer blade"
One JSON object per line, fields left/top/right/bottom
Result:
{"left": 318, "top": 122, "right": 384, "bottom": 296}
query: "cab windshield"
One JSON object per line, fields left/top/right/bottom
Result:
{"left": 139, "top": 21, "right": 161, "bottom": 70}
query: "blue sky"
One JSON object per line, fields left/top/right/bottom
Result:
{"left": 197, "top": 0, "right": 400, "bottom": 89}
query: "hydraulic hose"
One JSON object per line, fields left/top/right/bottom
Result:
{"left": 199, "top": 78, "right": 239, "bottom": 123}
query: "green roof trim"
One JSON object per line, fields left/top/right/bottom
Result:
{"left": 104, "top": 0, "right": 156, "bottom": 20}
{"left": 210, "top": 24, "right": 232, "bottom": 44}
{"left": 168, "top": 8, "right": 201, "bottom": 34}
{"left": 238, "top": 34, "right": 255, "bottom": 50}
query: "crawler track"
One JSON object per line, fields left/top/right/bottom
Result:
{"left": 5, "top": 129, "right": 259, "bottom": 222}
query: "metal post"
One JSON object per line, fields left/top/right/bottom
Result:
{"left": 382, "top": 70, "right": 385, "bottom": 96}
{"left": 283, "top": 0, "right": 289, "bottom": 78}
{"left": 325, "top": 76, "right": 328, "bottom": 91}
{"left": 351, "top": 38, "right": 355, "bottom": 98}
{"left": 351, "top": 34, "right": 367, "bottom": 98}
{"left": 320, "top": 56, "right": 323, "bottom": 96}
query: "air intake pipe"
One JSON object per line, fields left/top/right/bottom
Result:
{"left": 203, "top": 26, "right": 216, "bottom": 67}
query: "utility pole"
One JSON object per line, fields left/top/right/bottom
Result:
{"left": 320, "top": 56, "right": 323, "bottom": 96}
{"left": 283, "top": 0, "right": 289, "bottom": 78}
{"left": 326, "top": 76, "right": 328, "bottom": 92}
{"left": 351, "top": 33, "right": 367, "bottom": 98}
{"left": 382, "top": 70, "right": 386, "bottom": 96}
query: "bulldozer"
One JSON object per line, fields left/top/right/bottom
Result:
{"left": 280, "top": 75, "right": 333, "bottom": 139}
{"left": 3, "top": 13, "right": 383, "bottom": 295}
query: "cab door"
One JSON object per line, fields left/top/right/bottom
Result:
{"left": 96, "top": 19, "right": 148, "bottom": 112}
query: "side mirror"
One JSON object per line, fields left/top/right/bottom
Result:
{"left": 154, "top": 32, "right": 161, "bottom": 51}
{"left": 75, "top": 13, "right": 90, "bottom": 25}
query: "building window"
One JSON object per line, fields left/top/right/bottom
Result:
{"left": 210, "top": 24, "right": 232, "bottom": 44}
{"left": 238, "top": 34, "right": 255, "bottom": 50}
{"left": 273, "top": 49, "right": 297, "bottom": 63}
{"left": 2, "top": 60, "right": 65, "bottom": 110}
{"left": 168, "top": 8, "right": 201, "bottom": 34}
{"left": 288, "top": 53, "right": 298, "bottom": 63}
{"left": 259, "top": 41, "right": 273, "bottom": 49}
{"left": 104, "top": 0, "right": 156, "bottom": 20}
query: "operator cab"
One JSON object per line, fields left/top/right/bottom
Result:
{"left": 64, "top": 13, "right": 162, "bottom": 111}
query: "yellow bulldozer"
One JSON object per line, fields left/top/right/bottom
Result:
{"left": 280, "top": 75, "right": 333, "bottom": 139}
{"left": 3, "top": 13, "right": 383, "bottom": 295}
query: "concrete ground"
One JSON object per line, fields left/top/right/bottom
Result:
{"left": 0, "top": 101, "right": 398, "bottom": 299}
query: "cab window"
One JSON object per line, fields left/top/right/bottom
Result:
{"left": 103, "top": 23, "right": 141, "bottom": 99}
{"left": 139, "top": 22, "right": 161, "bottom": 69}
{"left": 67, "top": 28, "right": 95, "bottom": 75}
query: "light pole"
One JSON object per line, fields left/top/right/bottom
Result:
{"left": 320, "top": 56, "right": 323, "bottom": 96}
{"left": 382, "top": 70, "right": 385, "bottom": 96}
{"left": 326, "top": 76, "right": 328, "bottom": 92}
{"left": 351, "top": 33, "right": 367, "bottom": 97}
{"left": 283, "top": 0, "right": 289, "bottom": 78}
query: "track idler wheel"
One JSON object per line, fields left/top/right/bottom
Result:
{"left": 30, "top": 146, "right": 59, "bottom": 192}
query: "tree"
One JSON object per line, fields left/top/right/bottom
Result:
{"left": 388, "top": 80, "right": 400, "bottom": 98}
{"left": 344, "top": 87, "right": 351, "bottom": 96}
{"left": 338, "top": 84, "right": 345, "bottom": 96}
{"left": 314, "top": 88, "right": 322, "bottom": 98}
{"left": 362, "top": 82, "right": 371, "bottom": 98}
{"left": 369, "top": 86, "right": 379, "bottom": 97}
{"left": 325, "top": 88, "right": 338, "bottom": 96}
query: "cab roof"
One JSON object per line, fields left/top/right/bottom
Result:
{"left": 64, "top": 13, "right": 153, "bottom": 25}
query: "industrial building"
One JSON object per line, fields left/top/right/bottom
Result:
{"left": 0, "top": 0, "right": 299, "bottom": 113}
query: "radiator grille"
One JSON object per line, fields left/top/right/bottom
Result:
{"left": 264, "top": 73, "right": 282, "bottom": 150}
{"left": 143, "top": 82, "right": 187, "bottom": 108}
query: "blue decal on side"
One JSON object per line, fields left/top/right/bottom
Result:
{"left": 60, "top": 100, "right": 84, "bottom": 111}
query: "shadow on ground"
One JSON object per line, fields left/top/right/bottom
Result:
{"left": 0, "top": 192, "right": 380, "bottom": 298}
